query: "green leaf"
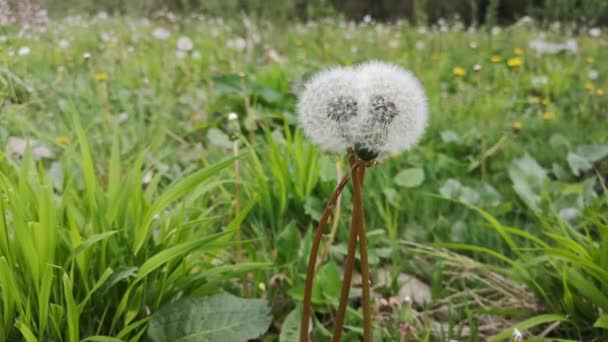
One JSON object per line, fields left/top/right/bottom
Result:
{"left": 575, "top": 144, "right": 608, "bottom": 163}
{"left": 394, "top": 168, "right": 425, "bottom": 188}
{"left": 207, "top": 128, "right": 233, "bottom": 149}
{"left": 567, "top": 152, "right": 593, "bottom": 176}
{"left": 147, "top": 293, "right": 271, "bottom": 342}
{"left": 594, "top": 314, "right": 608, "bottom": 329}
{"left": 489, "top": 314, "right": 567, "bottom": 342}
{"left": 280, "top": 305, "right": 303, "bottom": 342}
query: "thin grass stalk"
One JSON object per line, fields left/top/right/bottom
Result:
{"left": 301, "top": 164, "right": 358, "bottom": 342}
{"left": 320, "top": 160, "right": 343, "bottom": 264}
{"left": 233, "top": 139, "right": 247, "bottom": 296}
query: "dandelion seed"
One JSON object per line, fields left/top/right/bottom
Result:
{"left": 453, "top": 67, "right": 466, "bottom": 77}
{"left": 588, "top": 70, "right": 598, "bottom": 80}
{"left": 152, "top": 27, "right": 170, "bottom": 40}
{"left": 507, "top": 57, "right": 523, "bottom": 68}
{"left": 58, "top": 39, "right": 69, "bottom": 49}
{"left": 177, "top": 36, "right": 193, "bottom": 51}
{"left": 589, "top": 27, "right": 601, "bottom": 37}
{"left": 512, "top": 328, "right": 524, "bottom": 341}
{"left": 18, "top": 46, "right": 30, "bottom": 56}
{"left": 490, "top": 55, "right": 502, "bottom": 63}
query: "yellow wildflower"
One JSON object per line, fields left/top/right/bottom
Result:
{"left": 514, "top": 48, "right": 524, "bottom": 56}
{"left": 585, "top": 82, "right": 595, "bottom": 91}
{"left": 597, "top": 88, "right": 605, "bottom": 96}
{"left": 95, "top": 73, "right": 108, "bottom": 82}
{"left": 507, "top": 57, "right": 523, "bottom": 68}
{"left": 453, "top": 67, "right": 466, "bottom": 77}
{"left": 490, "top": 55, "right": 502, "bottom": 63}
{"left": 56, "top": 136, "right": 70, "bottom": 145}
{"left": 513, "top": 121, "right": 522, "bottom": 131}
{"left": 542, "top": 112, "right": 555, "bottom": 121}
{"left": 586, "top": 57, "right": 594, "bottom": 64}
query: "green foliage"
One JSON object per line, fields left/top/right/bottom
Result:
{"left": 147, "top": 293, "right": 272, "bottom": 341}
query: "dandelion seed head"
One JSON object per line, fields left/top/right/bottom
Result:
{"left": 298, "top": 67, "right": 362, "bottom": 152}
{"left": 355, "top": 61, "right": 428, "bottom": 157}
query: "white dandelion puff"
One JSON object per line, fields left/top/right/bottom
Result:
{"left": 18, "top": 46, "right": 31, "bottom": 56}
{"left": 588, "top": 70, "right": 599, "bottom": 80}
{"left": 152, "top": 27, "right": 170, "bottom": 40}
{"left": 589, "top": 27, "right": 601, "bottom": 38}
{"left": 354, "top": 61, "right": 428, "bottom": 159}
{"left": 298, "top": 67, "right": 362, "bottom": 153}
{"left": 177, "top": 36, "right": 193, "bottom": 51}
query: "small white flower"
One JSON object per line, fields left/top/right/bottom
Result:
{"left": 531, "top": 75, "right": 548, "bottom": 87}
{"left": 589, "top": 27, "right": 601, "bottom": 37}
{"left": 177, "top": 36, "right": 193, "bottom": 51}
{"left": 512, "top": 328, "right": 524, "bottom": 341}
{"left": 228, "top": 112, "right": 239, "bottom": 121}
{"left": 18, "top": 46, "right": 31, "bottom": 56}
{"left": 363, "top": 14, "right": 372, "bottom": 24}
{"left": 152, "top": 27, "right": 170, "bottom": 40}
{"left": 58, "top": 39, "right": 70, "bottom": 49}
{"left": 227, "top": 37, "right": 247, "bottom": 51}
{"left": 469, "top": 41, "right": 478, "bottom": 49}
{"left": 298, "top": 67, "right": 361, "bottom": 153}
{"left": 355, "top": 61, "right": 428, "bottom": 158}
{"left": 588, "top": 69, "right": 599, "bottom": 80}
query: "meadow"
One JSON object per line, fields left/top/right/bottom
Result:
{"left": 0, "top": 13, "right": 607, "bottom": 341}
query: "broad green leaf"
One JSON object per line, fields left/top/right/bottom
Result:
{"left": 280, "top": 305, "right": 303, "bottom": 342}
{"left": 575, "top": 144, "right": 608, "bottom": 163}
{"left": 394, "top": 168, "right": 425, "bottom": 188}
{"left": 147, "top": 293, "right": 271, "bottom": 342}
{"left": 594, "top": 314, "right": 608, "bottom": 329}
{"left": 567, "top": 152, "right": 592, "bottom": 176}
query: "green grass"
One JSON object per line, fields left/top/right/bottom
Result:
{"left": 1, "top": 15, "right": 607, "bottom": 341}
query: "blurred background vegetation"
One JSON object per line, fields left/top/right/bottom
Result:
{"left": 22, "top": 0, "right": 608, "bottom": 26}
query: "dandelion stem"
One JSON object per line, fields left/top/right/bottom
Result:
{"left": 356, "top": 166, "right": 372, "bottom": 342}
{"left": 332, "top": 155, "right": 371, "bottom": 342}
{"left": 301, "top": 164, "right": 357, "bottom": 342}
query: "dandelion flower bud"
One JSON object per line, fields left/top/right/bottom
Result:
{"left": 298, "top": 67, "right": 362, "bottom": 153}
{"left": 354, "top": 61, "right": 428, "bottom": 160}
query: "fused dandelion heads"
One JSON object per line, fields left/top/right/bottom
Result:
{"left": 298, "top": 61, "right": 428, "bottom": 342}
{"left": 298, "top": 61, "right": 428, "bottom": 161}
